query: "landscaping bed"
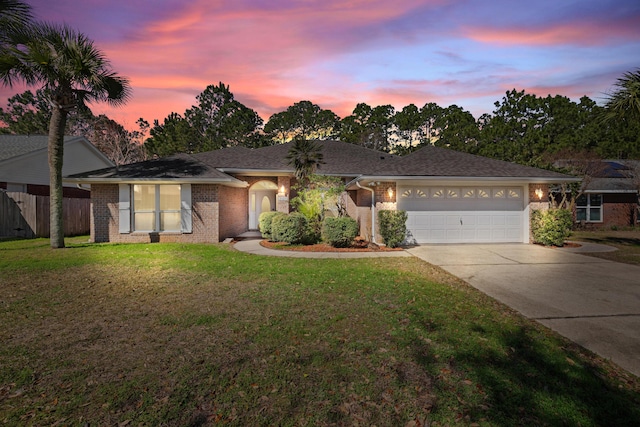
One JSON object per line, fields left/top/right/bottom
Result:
{"left": 260, "top": 238, "right": 403, "bottom": 252}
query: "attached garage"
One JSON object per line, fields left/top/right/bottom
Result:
{"left": 397, "top": 185, "right": 526, "bottom": 243}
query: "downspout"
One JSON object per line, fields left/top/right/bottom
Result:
{"left": 356, "top": 181, "right": 376, "bottom": 244}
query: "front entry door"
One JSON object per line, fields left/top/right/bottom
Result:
{"left": 249, "top": 190, "right": 276, "bottom": 230}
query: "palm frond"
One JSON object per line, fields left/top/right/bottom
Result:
{"left": 603, "top": 68, "right": 640, "bottom": 121}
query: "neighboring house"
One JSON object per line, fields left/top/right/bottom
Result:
{"left": 574, "top": 161, "right": 639, "bottom": 227}
{"left": 0, "top": 134, "right": 114, "bottom": 197}
{"left": 64, "top": 140, "right": 576, "bottom": 244}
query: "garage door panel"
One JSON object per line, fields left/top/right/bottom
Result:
{"left": 477, "top": 215, "right": 491, "bottom": 226}
{"left": 492, "top": 216, "right": 505, "bottom": 226}
{"left": 506, "top": 215, "right": 520, "bottom": 226}
{"left": 399, "top": 185, "right": 525, "bottom": 244}
{"left": 405, "top": 211, "right": 523, "bottom": 243}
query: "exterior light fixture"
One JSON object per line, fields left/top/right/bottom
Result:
{"left": 387, "top": 187, "right": 394, "bottom": 198}
{"left": 535, "top": 188, "right": 544, "bottom": 200}
{"left": 278, "top": 185, "right": 287, "bottom": 197}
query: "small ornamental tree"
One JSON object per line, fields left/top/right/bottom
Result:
{"left": 291, "top": 174, "right": 346, "bottom": 238}
{"left": 531, "top": 208, "right": 572, "bottom": 247}
{"left": 322, "top": 217, "right": 358, "bottom": 248}
{"left": 378, "top": 210, "right": 408, "bottom": 248}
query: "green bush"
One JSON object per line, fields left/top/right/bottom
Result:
{"left": 271, "top": 213, "right": 309, "bottom": 244}
{"left": 378, "top": 210, "right": 408, "bottom": 248}
{"left": 322, "top": 217, "right": 359, "bottom": 248}
{"left": 531, "top": 208, "right": 572, "bottom": 246}
{"left": 258, "top": 211, "right": 285, "bottom": 240}
{"left": 301, "top": 223, "right": 321, "bottom": 245}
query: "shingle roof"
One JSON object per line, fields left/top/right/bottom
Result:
{"left": 0, "top": 135, "right": 84, "bottom": 162}
{"left": 64, "top": 140, "right": 576, "bottom": 184}
{"left": 1, "top": 135, "right": 48, "bottom": 161}
{"left": 193, "top": 140, "right": 397, "bottom": 175}
{"left": 377, "top": 145, "right": 573, "bottom": 179}
{"left": 66, "top": 153, "right": 244, "bottom": 185}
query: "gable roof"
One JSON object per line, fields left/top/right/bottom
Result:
{"left": 582, "top": 160, "right": 639, "bottom": 193}
{"left": 0, "top": 134, "right": 51, "bottom": 161}
{"left": 381, "top": 145, "right": 573, "bottom": 179}
{"left": 64, "top": 140, "right": 577, "bottom": 186}
{"left": 0, "top": 134, "right": 112, "bottom": 165}
{"left": 193, "top": 140, "right": 397, "bottom": 175}
{"left": 65, "top": 153, "right": 247, "bottom": 186}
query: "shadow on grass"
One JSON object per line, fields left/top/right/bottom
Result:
{"left": 404, "top": 313, "right": 640, "bottom": 425}
{"left": 581, "top": 236, "right": 640, "bottom": 246}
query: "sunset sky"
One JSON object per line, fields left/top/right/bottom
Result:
{"left": 2, "top": 0, "right": 639, "bottom": 129}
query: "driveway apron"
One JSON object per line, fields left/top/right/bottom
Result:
{"left": 407, "top": 244, "right": 640, "bottom": 377}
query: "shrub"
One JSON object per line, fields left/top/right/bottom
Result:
{"left": 322, "top": 217, "right": 359, "bottom": 248}
{"left": 378, "top": 210, "right": 408, "bottom": 248}
{"left": 531, "top": 208, "right": 572, "bottom": 246}
{"left": 258, "top": 211, "right": 285, "bottom": 240}
{"left": 271, "top": 213, "right": 309, "bottom": 244}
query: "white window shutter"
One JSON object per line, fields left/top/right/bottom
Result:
{"left": 118, "top": 184, "right": 131, "bottom": 233}
{"left": 181, "top": 184, "right": 192, "bottom": 233}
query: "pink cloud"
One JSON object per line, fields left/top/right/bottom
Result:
{"left": 464, "top": 16, "right": 640, "bottom": 47}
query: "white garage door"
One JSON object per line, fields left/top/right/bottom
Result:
{"left": 397, "top": 186, "right": 525, "bottom": 243}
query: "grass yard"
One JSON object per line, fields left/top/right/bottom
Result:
{"left": 1, "top": 238, "right": 639, "bottom": 426}
{"left": 571, "top": 228, "right": 640, "bottom": 265}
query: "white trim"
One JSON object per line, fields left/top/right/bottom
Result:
{"left": 181, "top": 184, "right": 192, "bottom": 233}
{"left": 118, "top": 184, "right": 131, "bottom": 234}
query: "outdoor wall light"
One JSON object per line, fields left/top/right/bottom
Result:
{"left": 535, "top": 188, "right": 544, "bottom": 200}
{"left": 278, "top": 185, "right": 287, "bottom": 197}
{"left": 387, "top": 187, "right": 394, "bottom": 199}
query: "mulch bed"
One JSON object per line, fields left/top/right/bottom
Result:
{"left": 259, "top": 239, "right": 404, "bottom": 252}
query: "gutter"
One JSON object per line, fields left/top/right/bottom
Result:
{"left": 355, "top": 180, "right": 376, "bottom": 244}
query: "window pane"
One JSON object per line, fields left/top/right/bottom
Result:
{"left": 160, "top": 212, "right": 181, "bottom": 231}
{"left": 160, "top": 185, "right": 181, "bottom": 210}
{"left": 590, "top": 194, "right": 602, "bottom": 206}
{"left": 576, "top": 208, "right": 587, "bottom": 221}
{"left": 589, "top": 208, "right": 601, "bottom": 221}
{"left": 134, "top": 185, "right": 155, "bottom": 210}
{"left": 576, "top": 194, "right": 587, "bottom": 207}
{"left": 134, "top": 212, "right": 155, "bottom": 231}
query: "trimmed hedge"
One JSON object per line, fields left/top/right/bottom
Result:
{"left": 258, "top": 211, "right": 285, "bottom": 240}
{"left": 531, "top": 208, "right": 572, "bottom": 247}
{"left": 322, "top": 217, "right": 359, "bottom": 248}
{"left": 271, "top": 213, "right": 309, "bottom": 244}
{"left": 378, "top": 210, "right": 408, "bottom": 248}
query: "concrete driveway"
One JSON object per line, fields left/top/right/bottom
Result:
{"left": 407, "top": 243, "right": 640, "bottom": 377}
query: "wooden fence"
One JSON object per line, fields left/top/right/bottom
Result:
{"left": 0, "top": 191, "right": 90, "bottom": 238}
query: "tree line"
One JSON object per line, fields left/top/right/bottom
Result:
{"left": 5, "top": 79, "right": 639, "bottom": 169}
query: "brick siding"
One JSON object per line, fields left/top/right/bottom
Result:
{"left": 90, "top": 183, "right": 221, "bottom": 243}
{"left": 218, "top": 185, "right": 247, "bottom": 240}
{"left": 581, "top": 193, "right": 638, "bottom": 228}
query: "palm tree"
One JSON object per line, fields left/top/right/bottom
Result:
{"left": 0, "top": 0, "right": 32, "bottom": 43}
{"left": 603, "top": 69, "right": 640, "bottom": 122}
{"left": 285, "top": 138, "right": 325, "bottom": 186}
{"left": 0, "top": 23, "right": 131, "bottom": 248}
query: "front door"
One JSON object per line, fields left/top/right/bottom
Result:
{"left": 249, "top": 190, "right": 276, "bottom": 230}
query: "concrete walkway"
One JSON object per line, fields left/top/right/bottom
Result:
{"left": 407, "top": 243, "right": 640, "bottom": 377}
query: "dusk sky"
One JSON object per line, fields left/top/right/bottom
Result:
{"left": 2, "top": 0, "right": 639, "bottom": 129}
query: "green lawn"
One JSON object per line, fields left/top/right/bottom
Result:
{"left": 571, "top": 228, "right": 640, "bottom": 265}
{"left": 1, "top": 237, "right": 638, "bottom": 426}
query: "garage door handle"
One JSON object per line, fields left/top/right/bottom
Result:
{"left": 460, "top": 218, "right": 463, "bottom": 225}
